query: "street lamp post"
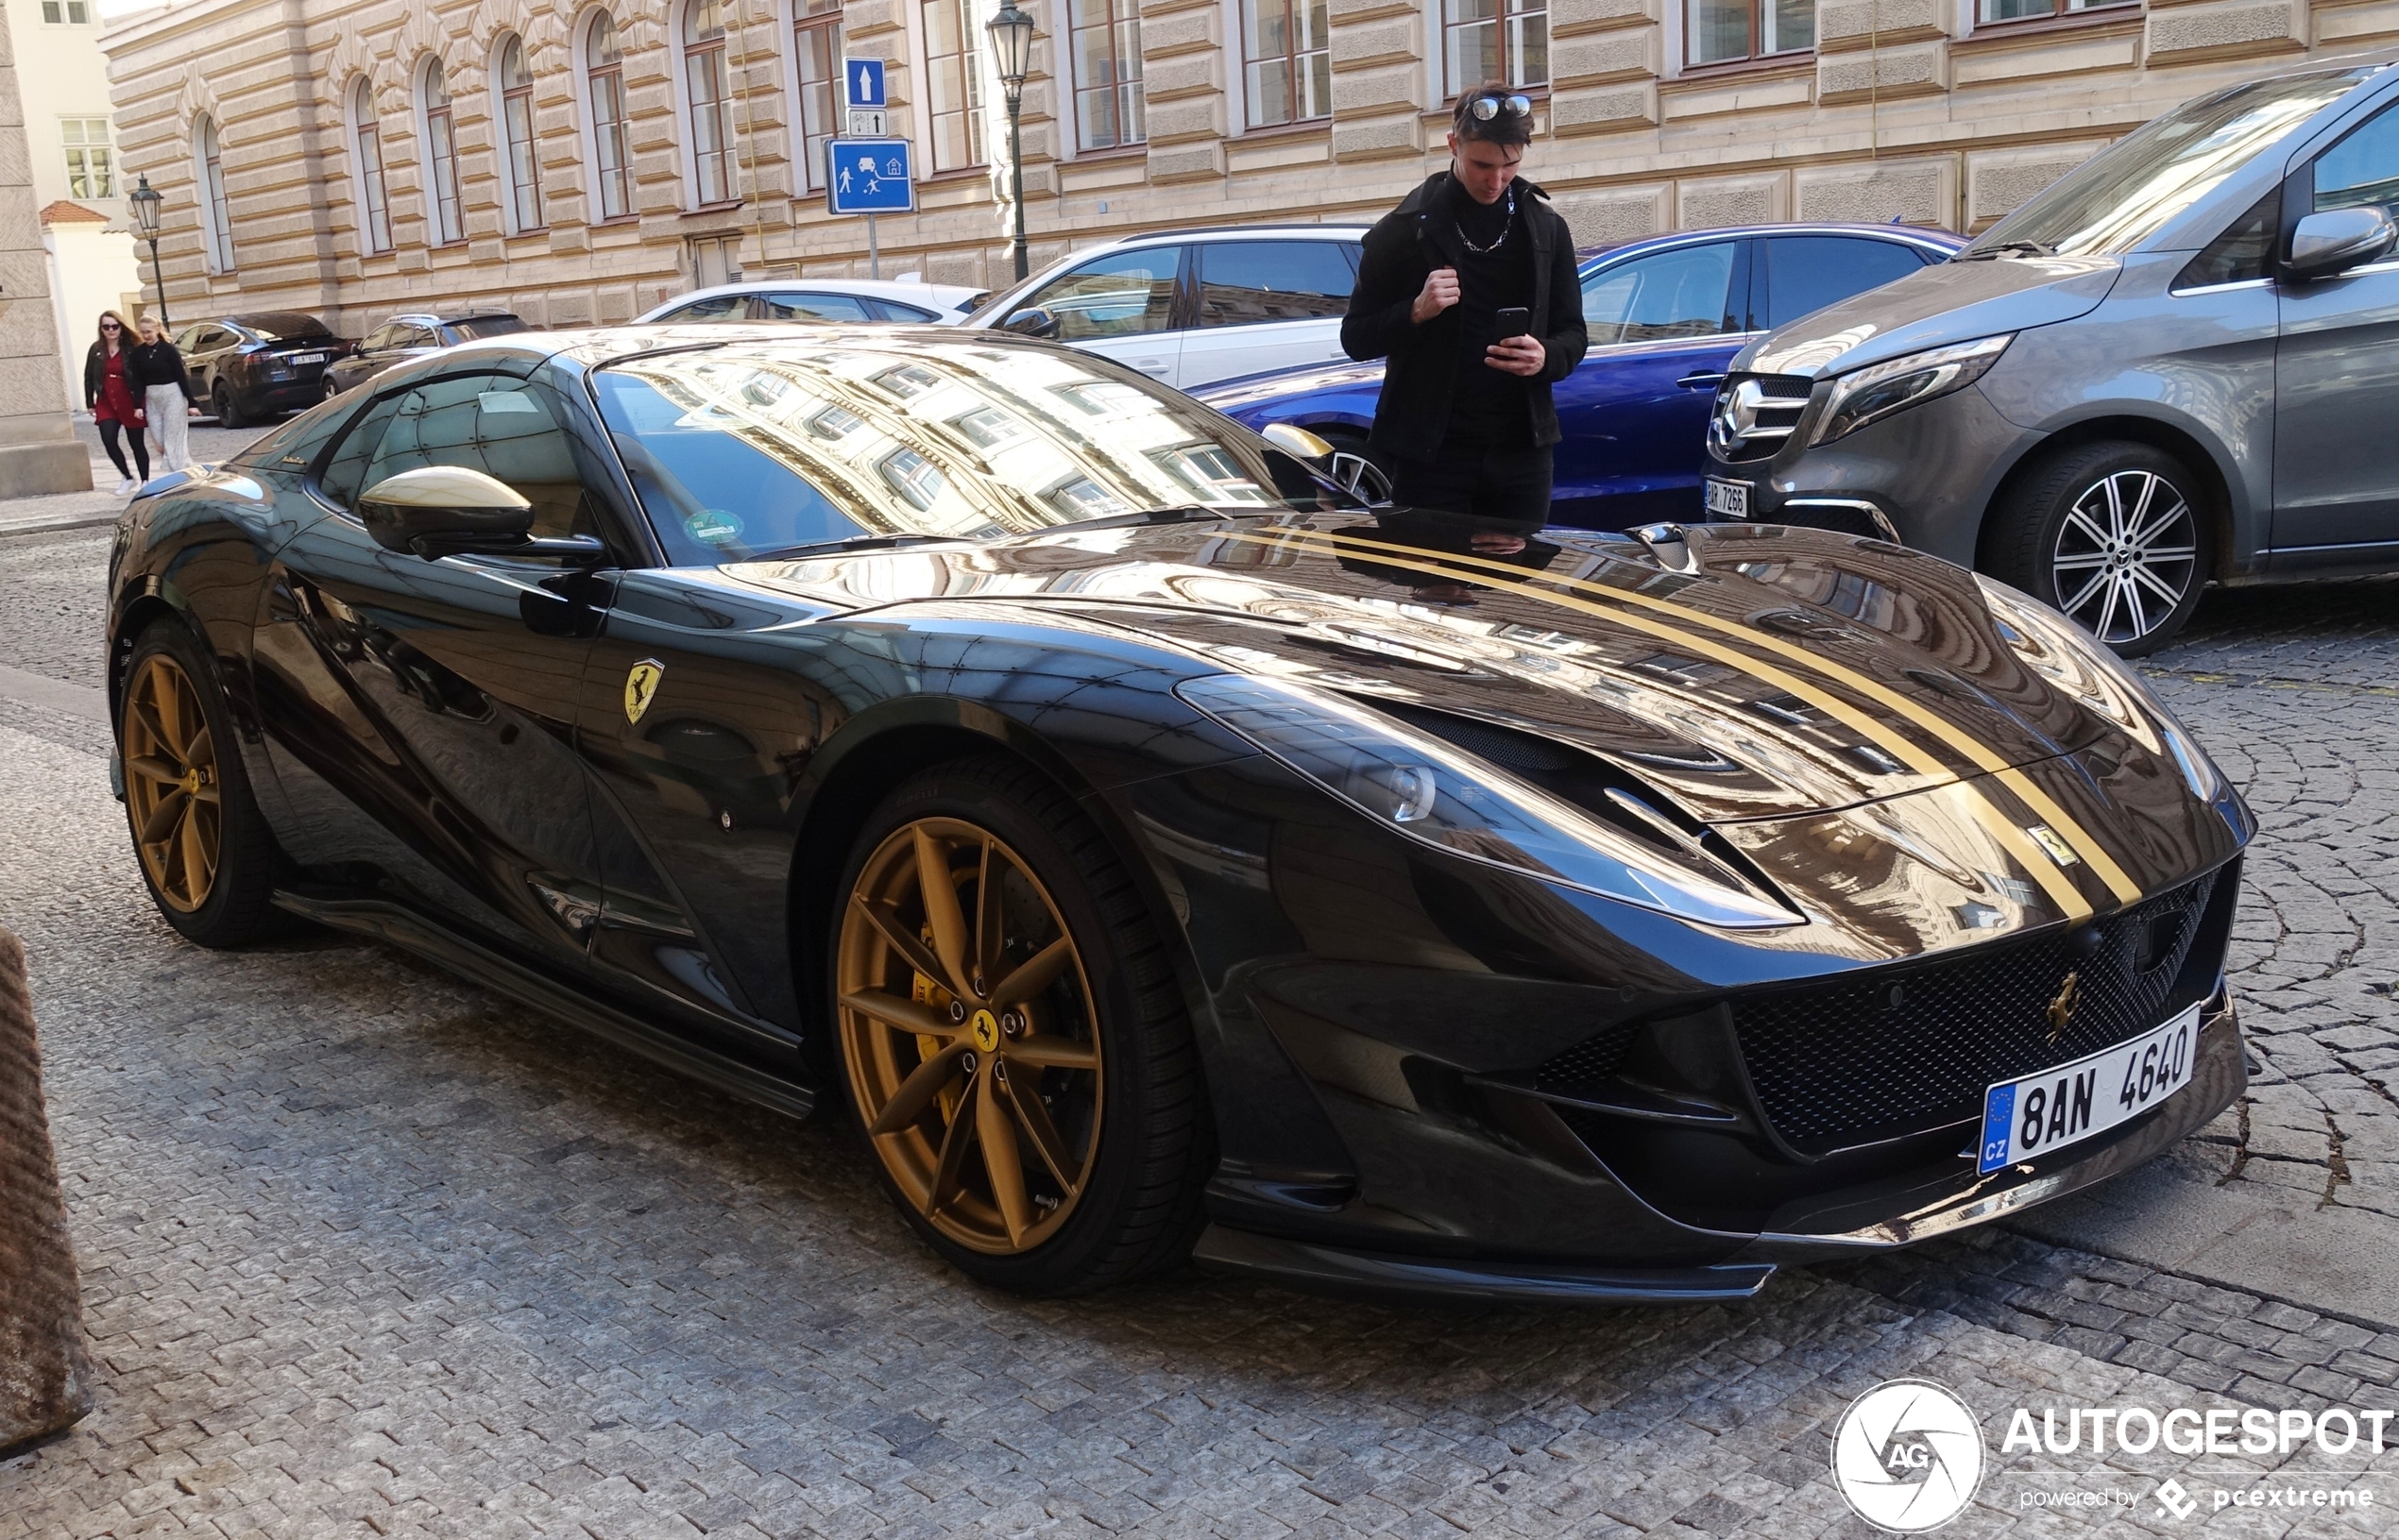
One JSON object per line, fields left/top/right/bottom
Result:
{"left": 985, "top": 1, "right": 1034, "bottom": 281}
{"left": 128, "top": 175, "right": 169, "bottom": 332}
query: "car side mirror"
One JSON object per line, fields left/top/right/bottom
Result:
{"left": 1002, "top": 306, "right": 1060, "bottom": 339}
{"left": 1260, "top": 422, "right": 1336, "bottom": 463}
{"left": 2288, "top": 207, "right": 2398, "bottom": 279}
{"left": 358, "top": 465, "right": 605, "bottom": 563}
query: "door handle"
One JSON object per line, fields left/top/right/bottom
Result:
{"left": 1677, "top": 372, "right": 1728, "bottom": 390}
{"left": 1133, "top": 361, "right": 1171, "bottom": 377}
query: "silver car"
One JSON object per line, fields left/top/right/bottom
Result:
{"left": 1701, "top": 54, "right": 2399, "bottom": 653}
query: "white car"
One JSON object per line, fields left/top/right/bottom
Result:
{"left": 959, "top": 225, "right": 1369, "bottom": 390}
{"left": 638, "top": 278, "right": 988, "bottom": 326}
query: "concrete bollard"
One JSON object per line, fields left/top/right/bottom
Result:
{"left": 0, "top": 923, "right": 94, "bottom": 1451}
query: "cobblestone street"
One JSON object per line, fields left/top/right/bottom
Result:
{"left": 9, "top": 514, "right": 2399, "bottom": 1538}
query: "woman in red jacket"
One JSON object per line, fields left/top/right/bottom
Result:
{"left": 81, "top": 311, "right": 150, "bottom": 493}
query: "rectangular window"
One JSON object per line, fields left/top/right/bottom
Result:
{"left": 1443, "top": 0, "right": 1547, "bottom": 93}
{"left": 41, "top": 1, "right": 91, "bottom": 22}
{"left": 1243, "top": 0, "right": 1329, "bottom": 127}
{"left": 794, "top": 2, "right": 842, "bottom": 191}
{"left": 60, "top": 117, "right": 112, "bottom": 197}
{"left": 1686, "top": 0, "right": 1810, "bottom": 65}
{"left": 1978, "top": 0, "right": 2133, "bottom": 21}
{"left": 922, "top": 0, "right": 986, "bottom": 170}
{"left": 359, "top": 122, "right": 393, "bottom": 252}
{"left": 1070, "top": 0, "right": 1144, "bottom": 151}
{"left": 688, "top": 43, "right": 738, "bottom": 203}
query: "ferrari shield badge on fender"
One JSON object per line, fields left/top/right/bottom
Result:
{"left": 624, "top": 659, "right": 665, "bottom": 724}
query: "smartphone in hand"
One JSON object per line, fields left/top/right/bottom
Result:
{"left": 1494, "top": 306, "right": 1531, "bottom": 339}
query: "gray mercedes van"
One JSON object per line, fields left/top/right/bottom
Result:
{"left": 1700, "top": 55, "right": 2399, "bottom": 653}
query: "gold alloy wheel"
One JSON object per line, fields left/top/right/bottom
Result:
{"left": 837, "top": 818, "right": 1102, "bottom": 1255}
{"left": 121, "top": 652, "right": 223, "bottom": 913}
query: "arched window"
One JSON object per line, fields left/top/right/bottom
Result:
{"left": 586, "top": 12, "right": 632, "bottom": 219}
{"left": 419, "top": 59, "right": 464, "bottom": 245}
{"left": 350, "top": 79, "right": 393, "bottom": 253}
{"left": 791, "top": 0, "right": 842, "bottom": 192}
{"left": 495, "top": 35, "right": 542, "bottom": 231}
{"left": 682, "top": 0, "right": 738, "bottom": 205}
{"left": 194, "top": 114, "right": 234, "bottom": 272}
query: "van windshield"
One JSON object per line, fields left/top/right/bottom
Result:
{"left": 1969, "top": 68, "right": 2376, "bottom": 257}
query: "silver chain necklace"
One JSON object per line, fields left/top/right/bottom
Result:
{"left": 1456, "top": 185, "right": 1516, "bottom": 254}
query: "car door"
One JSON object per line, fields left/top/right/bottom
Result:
{"left": 754, "top": 290, "right": 876, "bottom": 322}
{"left": 247, "top": 366, "right": 630, "bottom": 973}
{"left": 2274, "top": 95, "right": 2399, "bottom": 561}
{"left": 1550, "top": 239, "right": 1749, "bottom": 529}
{"left": 1176, "top": 240, "right": 1359, "bottom": 388}
{"left": 182, "top": 326, "right": 231, "bottom": 399}
{"left": 332, "top": 324, "right": 400, "bottom": 394}
{"left": 1007, "top": 246, "right": 1186, "bottom": 382}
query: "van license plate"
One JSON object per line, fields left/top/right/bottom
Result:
{"left": 1976, "top": 1002, "right": 2201, "bottom": 1174}
{"left": 1703, "top": 477, "right": 1750, "bottom": 519}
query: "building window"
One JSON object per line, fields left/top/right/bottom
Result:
{"left": 495, "top": 36, "right": 543, "bottom": 231}
{"left": 587, "top": 12, "right": 633, "bottom": 219}
{"left": 793, "top": 0, "right": 842, "bottom": 191}
{"left": 1444, "top": 0, "right": 1547, "bottom": 91}
{"left": 684, "top": 0, "right": 740, "bottom": 204}
{"left": 350, "top": 80, "right": 393, "bottom": 253}
{"left": 194, "top": 115, "right": 234, "bottom": 272}
{"left": 420, "top": 60, "right": 465, "bottom": 244}
{"left": 922, "top": 0, "right": 985, "bottom": 170}
{"left": 1070, "top": 0, "right": 1144, "bottom": 150}
{"left": 1685, "top": 0, "right": 1809, "bottom": 65}
{"left": 60, "top": 117, "right": 113, "bottom": 197}
{"left": 40, "top": 1, "right": 91, "bottom": 22}
{"left": 1978, "top": 0, "right": 2132, "bottom": 21}
{"left": 1243, "top": 0, "right": 1329, "bottom": 127}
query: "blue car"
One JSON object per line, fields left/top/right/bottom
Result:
{"left": 1199, "top": 221, "right": 1965, "bottom": 529}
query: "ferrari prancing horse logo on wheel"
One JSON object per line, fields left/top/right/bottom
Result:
{"left": 624, "top": 659, "right": 665, "bottom": 724}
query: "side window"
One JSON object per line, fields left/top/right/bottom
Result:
{"left": 1027, "top": 247, "right": 1182, "bottom": 340}
{"left": 175, "top": 326, "right": 207, "bottom": 351}
{"left": 360, "top": 324, "right": 399, "bottom": 351}
{"left": 2177, "top": 188, "right": 2281, "bottom": 290}
{"left": 1579, "top": 243, "right": 1738, "bottom": 346}
{"left": 1195, "top": 241, "right": 1356, "bottom": 328}
{"left": 2313, "top": 102, "right": 2399, "bottom": 219}
{"left": 757, "top": 291, "right": 875, "bottom": 322}
{"left": 869, "top": 299, "right": 939, "bottom": 322}
{"left": 1756, "top": 237, "right": 1927, "bottom": 330}
{"left": 659, "top": 295, "right": 749, "bottom": 322}
{"left": 320, "top": 375, "right": 607, "bottom": 540}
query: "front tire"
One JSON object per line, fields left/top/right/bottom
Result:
{"left": 830, "top": 755, "right": 1208, "bottom": 1295}
{"left": 1986, "top": 440, "right": 2209, "bottom": 655}
{"left": 118, "top": 619, "right": 289, "bottom": 945}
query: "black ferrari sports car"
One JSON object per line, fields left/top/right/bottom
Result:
{"left": 105, "top": 326, "right": 2252, "bottom": 1303}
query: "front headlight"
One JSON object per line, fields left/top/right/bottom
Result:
{"left": 1976, "top": 575, "right": 2224, "bottom": 803}
{"left": 1808, "top": 334, "right": 2013, "bottom": 447}
{"left": 1176, "top": 673, "right": 1797, "bottom": 929}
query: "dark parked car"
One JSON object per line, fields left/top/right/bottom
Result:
{"left": 321, "top": 312, "right": 531, "bottom": 398}
{"left": 179, "top": 313, "right": 350, "bottom": 428}
{"left": 1200, "top": 222, "right": 1965, "bottom": 528}
{"left": 107, "top": 325, "right": 2250, "bottom": 1304}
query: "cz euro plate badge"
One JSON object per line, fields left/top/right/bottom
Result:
{"left": 1977, "top": 1002, "right": 2201, "bottom": 1174}
{"left": 1703, "top": 477, "right": 1750, "bottom": 519}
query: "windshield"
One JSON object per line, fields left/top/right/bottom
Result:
{"left": 451, "top": 315, "right": 530, "bottom": 340}
{"left": 237, "top": 313, "right": 333, "bottom": 342}
{"left": 592, "top": 337, "right": 1357, "bottom": 564}
{"left": 1970, "top": 67, "right": 2376, "bottom": 257}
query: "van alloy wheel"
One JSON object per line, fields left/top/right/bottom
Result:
{"left": 837, "top": 817, "right": 1102, "bottom": 1256}
{"left": 2048, "top": 468, "right": 2199, "bottom": 647}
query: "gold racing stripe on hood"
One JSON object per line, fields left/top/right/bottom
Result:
{"left": 1281, "top": 528, "right": 2145, "bottom": 907}
{"left": 1211, "top": 527, "right": 2096, "bottom": 921}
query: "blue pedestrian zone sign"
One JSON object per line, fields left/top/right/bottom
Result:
{"left": 844, "top": 58, "right": 887, "bottom": 108}
{"left": 827, "top": 139, "right": 914, "bottom": 214}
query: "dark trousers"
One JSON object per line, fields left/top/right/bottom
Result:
{"left": 96, "top": 419, "right": 149, "bottom": 482}
{"left": 1389, "top": 444, "right": 1553, "bottom": 523}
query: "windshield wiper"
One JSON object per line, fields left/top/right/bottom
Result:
{"left": 1961, "top": 239, "right": 2056, "bottom": 261}
{"left": 750, "top": 533, "right": 964, "bottom": 560}
{"left": 1047, "top": 504, "right": 1271, "bottom": 534}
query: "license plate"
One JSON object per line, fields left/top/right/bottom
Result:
{"left": 1977, "top": 1002, "right": 2201, "bottom": 1174}
{"left": 1703, "top": 477, "right": 1750, "bottom": 519}
{"left": 286, "top": 352, "right": 327, "bottom": 365}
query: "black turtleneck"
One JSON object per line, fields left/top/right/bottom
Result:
{"left": 1443, "top": 176, "right": 1535, "bottom": 452}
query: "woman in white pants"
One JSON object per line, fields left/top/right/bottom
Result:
{"left": 129, "top": 315, "right": 198, "bottom": 472}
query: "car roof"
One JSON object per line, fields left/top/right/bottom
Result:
{"left": 1091, "top": 224, "right": 1370, "bottom": 247}
{"left": 215, "top": 311, "right": 331, "bottom": 332}
{"left": 662, "top": 278, "right": 986, "bottom": 302}
{"left": 1575, "top": 222, "right": 1968, "bottom": 265}
{"left": 383, "top": 311, "right": 524, "bottom": 325}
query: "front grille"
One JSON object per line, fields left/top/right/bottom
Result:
{"left": 1710, "top": 374, "right": 1814, "bottom": 462}
{"left": 1732, "top": 872, "right": 2221, "bottom": 1152}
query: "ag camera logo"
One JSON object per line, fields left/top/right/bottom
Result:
{"left": 1831, "top": 1379, "right": 1986, "bottom": 1532}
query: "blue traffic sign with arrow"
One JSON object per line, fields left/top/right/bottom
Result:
{"left": 844, "top": 58, "right": 887, "bottom": 109}
{"left": 826, "top": 139, "right": 914, "bottom": 214}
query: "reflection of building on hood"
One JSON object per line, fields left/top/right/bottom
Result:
{"left": 1335, "top": 511, "right": 1557, "bottom": 601}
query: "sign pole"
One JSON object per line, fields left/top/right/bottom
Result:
{"left": 868, "top": 213, "right": 879, "bottom": 279}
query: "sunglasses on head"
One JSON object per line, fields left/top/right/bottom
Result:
{"left": 1463, "top": 93, "right": 1532, "bottom": 122}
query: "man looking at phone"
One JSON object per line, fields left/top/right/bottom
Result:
{"left": 1339, "top": 85, "right": 1588, "bottom": 521}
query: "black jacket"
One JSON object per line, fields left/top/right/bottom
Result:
{"left": 82, "top": 341, "right": 128, "bottom": 410}
{"left": 127, "top": 340, "right": 196, "bottom": 399}
{"left": 1340, "top": 172, "right": 1589, "bottom": 461}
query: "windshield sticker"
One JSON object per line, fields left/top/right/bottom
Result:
{"left": 687, "top": 509, "right": 745, "bottom": 545}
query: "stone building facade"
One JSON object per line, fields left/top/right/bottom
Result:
{"left": 98, "top": 0, "right": 2398, "bottom": 338}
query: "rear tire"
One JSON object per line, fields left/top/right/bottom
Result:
{"left": 1985, "top": 440, "right": 2209, "bottom": 656}
{"left": 212, "top": 382, "right": 248, "bottom": 430}
{"left": 829, "top": 754, "right": 1210, "bottom": 1295}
